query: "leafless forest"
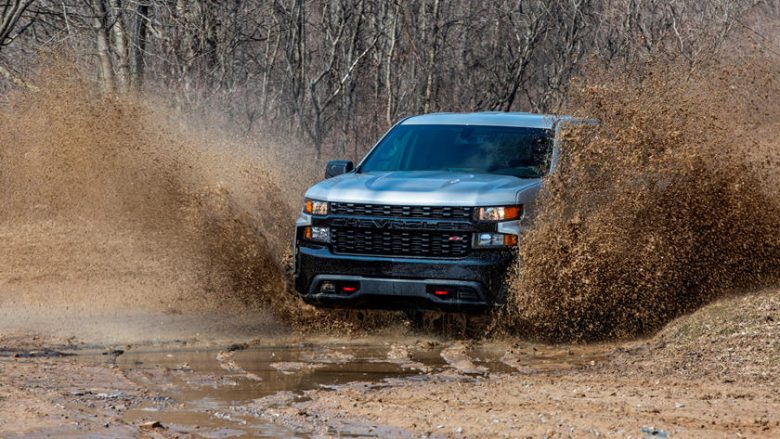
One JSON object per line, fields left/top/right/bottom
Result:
{"left": 1, "top": 1, "right": 778, "bottom": 159}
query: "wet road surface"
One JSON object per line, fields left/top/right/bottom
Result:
{"left": 85, "top": 341, "right": 606, "bottom": 437}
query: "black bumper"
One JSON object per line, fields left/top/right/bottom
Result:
{"left": 294, "top": 243, "right": 514, "bottom": 312}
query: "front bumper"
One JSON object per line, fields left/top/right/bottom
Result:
{"left": 294, "top": 243, "right": 514, "bottom": 312}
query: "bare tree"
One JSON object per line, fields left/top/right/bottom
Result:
{"left": 0, "top": 0, "right": 765, "bottom": 155}
{"left": 107, "top": 0, "right": 130, "bottom": 91}
{"left": 89, "top": 0, "right": 114, "bottom": 92}
{"left": 0, "top": 0, "right": 34, "bottom": 51}
{"left": 0, "top": 0, "right": 35, "bottom": 86}
{"left": 131, "top": 0, "right": 150, "bottom": 90}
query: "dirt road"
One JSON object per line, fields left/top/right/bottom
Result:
{"left": 1, "top": 289, "right": 777, "bottom": 438}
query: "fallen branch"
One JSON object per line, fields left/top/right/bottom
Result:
{"left": 0, "top": 63, "right": 38, "bottom": 91}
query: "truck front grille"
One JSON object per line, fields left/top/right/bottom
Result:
{"left": 331, "top": 228, "right": 470, "bottom": 258}
{"left": 330, "top": 202, "right": 473, "bottom": 220}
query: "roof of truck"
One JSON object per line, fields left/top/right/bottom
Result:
{"left": 400, "top": 112, "right": 562, "bottom": 129}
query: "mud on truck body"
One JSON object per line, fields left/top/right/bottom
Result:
{"left": 293, "top": 112, "right": 577, "bottom": 313}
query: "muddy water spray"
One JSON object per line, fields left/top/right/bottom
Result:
{"left": 500, "top": 54, "right": 780, "bottom": 341}
{"left": 4, "top": 56, "right": 780, "bottom": 343}
{"left": 0, "top": 66, "right": 315, "bottom": 328}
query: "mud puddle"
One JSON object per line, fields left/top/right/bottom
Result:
{"left": 69, "top": 341, "right": 607, "bottom": 437}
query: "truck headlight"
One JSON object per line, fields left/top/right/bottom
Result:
{"left": 304, "top": 198, "right": 328, "bottom": 215}
{"left": 473, "top": 232, "right": 518, "bottom": 248}
{"left": 303, "top": 226, "right": 330, "bottom": 243}
{"left": 476, "top": 205, "right": 522, "bottom": 221}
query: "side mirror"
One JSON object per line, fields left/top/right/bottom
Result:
{"left": 325, "top": 160, "right": 354, "bottom": 179}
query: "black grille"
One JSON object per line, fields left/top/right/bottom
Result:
{"left": 330, "top": 202, "right": 472, "bottom": 219}
{"left": 331, "top": 228, "right": 470, "bottom": 258}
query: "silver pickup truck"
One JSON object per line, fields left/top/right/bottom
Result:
{"left": 293, "top": 112, "right": 572, "bottom": 313}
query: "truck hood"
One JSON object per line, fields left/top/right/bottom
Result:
{"left": 305, "top": 171, "right": 542, "bottom": 206}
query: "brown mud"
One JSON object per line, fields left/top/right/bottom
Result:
{"left": 0, "top": 63, "right": 317, "bottom": 339}
{"left": 502, "top": 52, "right": 780, "bottom": 341}
{"left": 3, "top": 55, "right": 780, "bottom": 342}
{"left": 0, "top": 62, "right": 414, "bottom": 340}
{"left": 0, "top": 288, "right": 778, "bottom": 437}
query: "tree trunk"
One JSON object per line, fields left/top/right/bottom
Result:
{"left": 107, "top": 0, "right": 130, "bottom": 92}
{"left": 131, "top": 0, "right": 150, "bottom": 91}
{"left": 90, "top": 0, "right": 115, "bottom": 93}
{"left": 0, "top": 0, "right": 35, "bottom": 51}
{"left": 422, "top": 0, "right": 440, "bottom": 113}
{"left": 385, "top": 2, "right": 398, "bottom": 126}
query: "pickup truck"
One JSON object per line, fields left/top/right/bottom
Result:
{"left": 293, "top": 112, "right": 572, "bottom": 313}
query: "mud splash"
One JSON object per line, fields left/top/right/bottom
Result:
{"left": 110, "top": 340, "right": 603, "bottom": 436}
{"left": 502, "top": 52, "right": 780, "bottom": 342}
{"left": 5, "top": 53, "right": 780, "bottom": 344}
{"left": 0, "top": 60, "right": 412, "bottom": 341}
{"left": 0, "top": 63, "right": 314, "bottom": 331}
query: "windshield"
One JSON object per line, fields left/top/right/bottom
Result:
{"left": 359, "top": 124, "right": 553, "bottom": 178}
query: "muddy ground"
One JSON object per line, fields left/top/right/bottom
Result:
{"left": 0, "top": 288, "right": 778, "bottom": 438}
